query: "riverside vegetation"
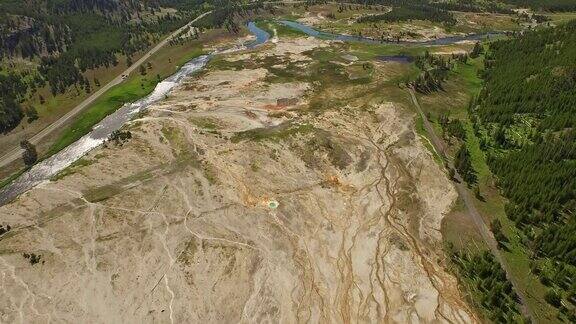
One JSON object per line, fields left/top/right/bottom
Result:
{"left": 0, "top": 0, "right": 267, "bottom": 134}
{"left": 1, "top": 0, "right": 576, "bottom": 322}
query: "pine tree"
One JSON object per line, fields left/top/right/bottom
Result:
{"left": 455, "top": 144, "right": 477, "bottom": 185}
{"left": 470, "top": 42, "right": 484, "bottom": 58}
{"left": 20, "top": 140, "right": 38, "bottom": 166}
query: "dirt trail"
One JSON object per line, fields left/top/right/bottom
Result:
{"left": 0, "top": 36, "right": 477, "bottom": 323}
{"left": 408, "top": 87, "right": 534, "bottom": 321}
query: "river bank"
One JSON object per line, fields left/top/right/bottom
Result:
{"left": 0, "top": 23, "right": 270, "bottom": 206}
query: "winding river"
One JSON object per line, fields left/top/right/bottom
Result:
{"left": 279, "top": 20, "right": 502, "bottom": 45}
{"left": 0, "top": 20, "right": 500, "bottom": 206}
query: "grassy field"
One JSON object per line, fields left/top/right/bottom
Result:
{"left": 347, "top": 41, "right": 426, "bottom": 60}
{"left": 441, "top": 196, "right": 487, "bottom": 251}
{"left": 451, "top": 11, "right": 520, "bottom": 33}
{"left": 414, "top": 115, "right": 443, "bottom": 165}
{"left": 255, "top": 20, "right": 307, "bottom": 38}
{"left": 545, "top": 11, "right": 576, "bottom": 24}
{"left": 31, "top": 55, "right": 132, "bottom": 119}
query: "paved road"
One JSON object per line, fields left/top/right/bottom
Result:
{"left": 0, "top": 11, "right": 211, "bottom": 169}
{"left": 408, "top": 88, "right": 535, "bottom": 321}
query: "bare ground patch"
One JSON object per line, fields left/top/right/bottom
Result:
{"left": 0, "top": 35, "right": 478, "bottom": 323}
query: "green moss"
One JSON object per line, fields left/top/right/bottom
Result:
{"left": 209, "top": 57, "right": 249, "bottom": 71}
{"left": 250, "top": 161, "right": 260, "bottom": 172}
{"left": 189, "top": 117, "right": 218, "bottom": 130}
{"left": 231, "top": 123, "right": 315, "bottom": 143}
{"left": 52, "top": 157, "right": 97, "bottom": 181}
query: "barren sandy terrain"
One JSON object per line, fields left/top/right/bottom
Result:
{"left": 0, "top": 35, "right": 477, "bottom": 323}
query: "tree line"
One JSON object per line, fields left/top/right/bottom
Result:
{"left": 471, "top": 20, "right": 576, "bottom": 320}
{"left": 0, "top": 72, "right": 33, "bottom": 133}
{"left": 411, "top": 51, "right": 453, "bottom": 94}
{"left": 344, "top": 0, "right": 515, "bottom": 15}
{"left": 502, "top": 0, "right": 576, "bottom": 12}
{"left": 357, "top": 3, "right": 457, "bottom": 26}
{"left": 449, "top": 248, "right": 526, "bottom": 323}
{"left": 0, "top": 0, "right": 209, "bottom": 134}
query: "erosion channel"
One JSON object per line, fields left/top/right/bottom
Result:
{"left": 0, "top": 20, "right": 485, "bottom": 323}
